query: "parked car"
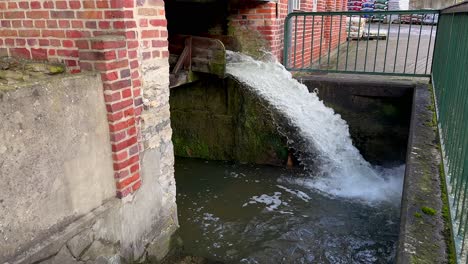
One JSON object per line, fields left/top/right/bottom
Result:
{"left": 399, "top": 14, "right": 424, "bottom": 24}
{"left": 423, "top": 13, "right": 439, "bottom": 25}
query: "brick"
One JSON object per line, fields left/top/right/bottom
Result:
{"left": 56, "top": 1, "right": 68, "bottom": 9}
{"left": 111, "top": 136, "right": 137, "bottom": 152}
{"left": 62, "top": 40, "right": 74, "bottom": 48}
{"left": 134, "top": 97, "right": 143, "bottom": 107}
{"left": 19, "top": 30, "right": 40, "bottom": 38}
{"left": 58, "top": 20, "right": 71, "bottom": 28}
{"left": 51, "top": 11, "right": 75, "bottom": 19}
{"left": 31, "top": 48, "right": 48, "bottom": 60}
{"left": 152, "top": 40, "right": 167, "bottom": 48}
{"left": 65, "top": 60, "right": 77, "bottom": 67}
{"left": 27, "top": 39, "right": 38, "bottom": 46}
{"left": 42, "top": 30, "right": 65, "bottom": 38}
{"left": 115, "top": 171, "right": 140, "bottom": 188}
{"left": 22, "top": 20, "right": 33, "bottom": 27}
{"left": 1, "top": 21, "right": 11, "bottom": 28}
{"left": 117, "top": 50, "right": 127, "bottom": 59}
{"left": 127, "top": 125, "right": 137, "bottom": 136}
{"left": 69, "top": 1, "right": 81, "bottom": 9}
{"left": 103, "top": 79, "right": 132, "bottom": 91}
{"left": 33, "top": 21, "right": 44, "bottom": 28}
{"left": 57, "top": 49, "right": 79, "bottom": 57}
{"left": 91, "top": 40, "right": 126, "bottom": 50}
{"left": 0, "top": 30, "right": 18, "bottom": 37}
{"left": 132, "top": 180, "right": 141, "bottom": 192}
{"left": 71, "top": 21, "right": 83, "bottom": 28}
{"left": 138, "top": 8, "right": 158, "bottom": 16}
{"left": 101, "top": 71, "right": 119, "bottom": 82}
{"left": 26, "top": 11, "right": 49, "bottom": 19}
{"left": 47, "top": 20, "right": 58, "bottom": 28}
{"left": 120, "top": 69, "right": 131, "bottom": 78}
{"left": 5, "top": 39, "right": 15, "bottom": 46}
{"left": 104, "top": 91, "right": 122, "bottom": 103}
{"left": 18, "top": 2, "right": 29, "bottom": 9}
{"left": 50, "top": 39, "right": 61, "bottom": 46}
{"left": 96, "top": 1, "right": 110, "bottom": 8}
{"left": 113, "top": 150, "right": 128, "bottom": 162}
{"left": 139, "top": 19, "right": 148, "bottom": 27}
{"left": 4, "top": 12, "right": 25, "bottom": 19}
{"left": 124, "top": 0, "right": 135, "bottom": 8}
{"left": 122, "top": 88, "right": 132, "bottom": 98}
{"left": 116, "top": 186, "right": 132, "bottom": 198}
{"left": 141, "top": 30, "right": 159, "bottom": 38}
{"left": 10, "top": 48, "right": 31, "bottom": 59}
{"left": 125, "top": 21, "right": 137, "bottom": 28}
{"left": 66, "top": 30, "right": 90, "bottom": 38}
{"left": 113, "top": 21, "right": 125, "bottom": 29}
{"left": 124, "top": 107, "right": 134, "bottom": 118}
{"left": 110, "top": 131, "right": 126, "bottom": 142}
{"left": 110, "top": 118, "right": 135, "bottom": 133}
{"left": 149, "top": 19, "right": 167, "bottom": 27}
{"left": 31, "top": 1, "right": 41, "bottom": 9}
{"left": 38, "top": 39, "right": 50, "bottom": 46}
{"left": 110, "top": 0, "right": 125, "bottom": 8}
{"left": 99, "top": 21, "right": 111, "bottom": 29}
{"left": 43, "top": 1, "right": 54, "bottom": 8}
{"left": 107, "top": 98, "right": 133, "bottom": 112}
{"left": 104, "top": 11, "right": 130, "bottom": 19}
{"left": 114, "top": 169, "right": 129, "bottom": 179}
{"left": 7, "top": 2, "right": 18, "bottom": 9}
{"left": 85, "top": 21, "right": 97, "bottom": 29}
{"left": 77, "top": 11, "right": 103, "bottom": 19}
{"left": 16, "top": 39, "right": 26, "bottom": 46}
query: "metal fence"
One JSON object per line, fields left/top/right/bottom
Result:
{"left": 432, "top": 2, "right": 468, "bottom": 262}
{"left": 283, "top": 10, "right": 439, "bottom": 77}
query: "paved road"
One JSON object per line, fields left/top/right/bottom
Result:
{"left": 317, "top": 23, "right": 437, "bottom": 75}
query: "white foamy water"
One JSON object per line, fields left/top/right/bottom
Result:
{"left": 226, "top": 51, "right": 404, "bottom": 203}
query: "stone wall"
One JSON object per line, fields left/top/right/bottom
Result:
{"left": 0, "top": 1, "right": 178, "bottom": 262}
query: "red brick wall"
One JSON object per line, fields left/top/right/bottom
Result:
{"left": 229, "top": 0, "right": 348, "bottom": 67}
{"left": 0, "top": 0, "right": 169, "bottom": 198}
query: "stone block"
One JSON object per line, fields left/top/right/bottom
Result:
{"left": 66, "top": 229, "right": 94, "bottom": 258}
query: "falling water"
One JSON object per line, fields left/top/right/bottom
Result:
{"left": 226, "top": 51, "right": 403, "bottom": 203}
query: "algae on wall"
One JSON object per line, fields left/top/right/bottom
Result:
{"left": 170, "top": 75, "right": 288, "bottom": 166}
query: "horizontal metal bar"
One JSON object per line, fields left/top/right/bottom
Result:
{"left": 285, "top": 68, "right": 432, "bottom": 77}
{"left": 286, "top": 10, "right": 440, "bottom": 19}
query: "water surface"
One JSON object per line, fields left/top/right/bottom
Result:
{"left": 175, "top": 157, "right": 402, "bottom": 264}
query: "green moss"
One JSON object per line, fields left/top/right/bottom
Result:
{"left": 414, "top": 212, "right": 423, "bottom": 218}
{"left": 421, "top": 206, "right": 437, "bottom": 216}
{"left": 381, "top": 104, "right": 398, "bottom": 117}
{"left": 426, "top": 83, "right": 456, "bottom": 263}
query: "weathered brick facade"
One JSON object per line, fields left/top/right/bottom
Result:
{"left": 0, "top": 0, "right": 347, "bottom": 200}
{"left": 229, "top": 0, "right": 347, "bottom": 65}
{"left": 0, "top": 0, "right": 169, "bottom": 198}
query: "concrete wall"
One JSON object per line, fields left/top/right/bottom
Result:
{"left": 170, "top": 76, "right": 289, "bottom": 166}
{"left": 299, "top": 75, "right": 414, "bottom": 165}
{"left": 0, "top": 73, "right": 115, "bottom": 263}
{"left": 410, "top": 0, "right": 455, "bottom": 9}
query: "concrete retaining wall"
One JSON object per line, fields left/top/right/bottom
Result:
{"left": 0, "top": 73, "right": 115, "bottom": 263}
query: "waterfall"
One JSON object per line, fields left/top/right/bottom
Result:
{"left": 226, "top": 51, "right": 404, "bottom": 203}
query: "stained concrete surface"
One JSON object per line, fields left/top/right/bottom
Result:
{"left": 0, "top": 73, "right": 115, "bottom": 263}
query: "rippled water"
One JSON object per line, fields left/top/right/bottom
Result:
{"left": 174, "top": 158, "right": 403, "bottom": 264}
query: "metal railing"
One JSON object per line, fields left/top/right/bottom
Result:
{"left": 432, "top": 2, "right": 468, "bottom": 262}
{"left": 283, "top": 10, "right": 439, "bottom": 77}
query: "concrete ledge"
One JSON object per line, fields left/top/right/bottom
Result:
{"left": 396, "top": 84, "right": 454, "bottom": 263}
